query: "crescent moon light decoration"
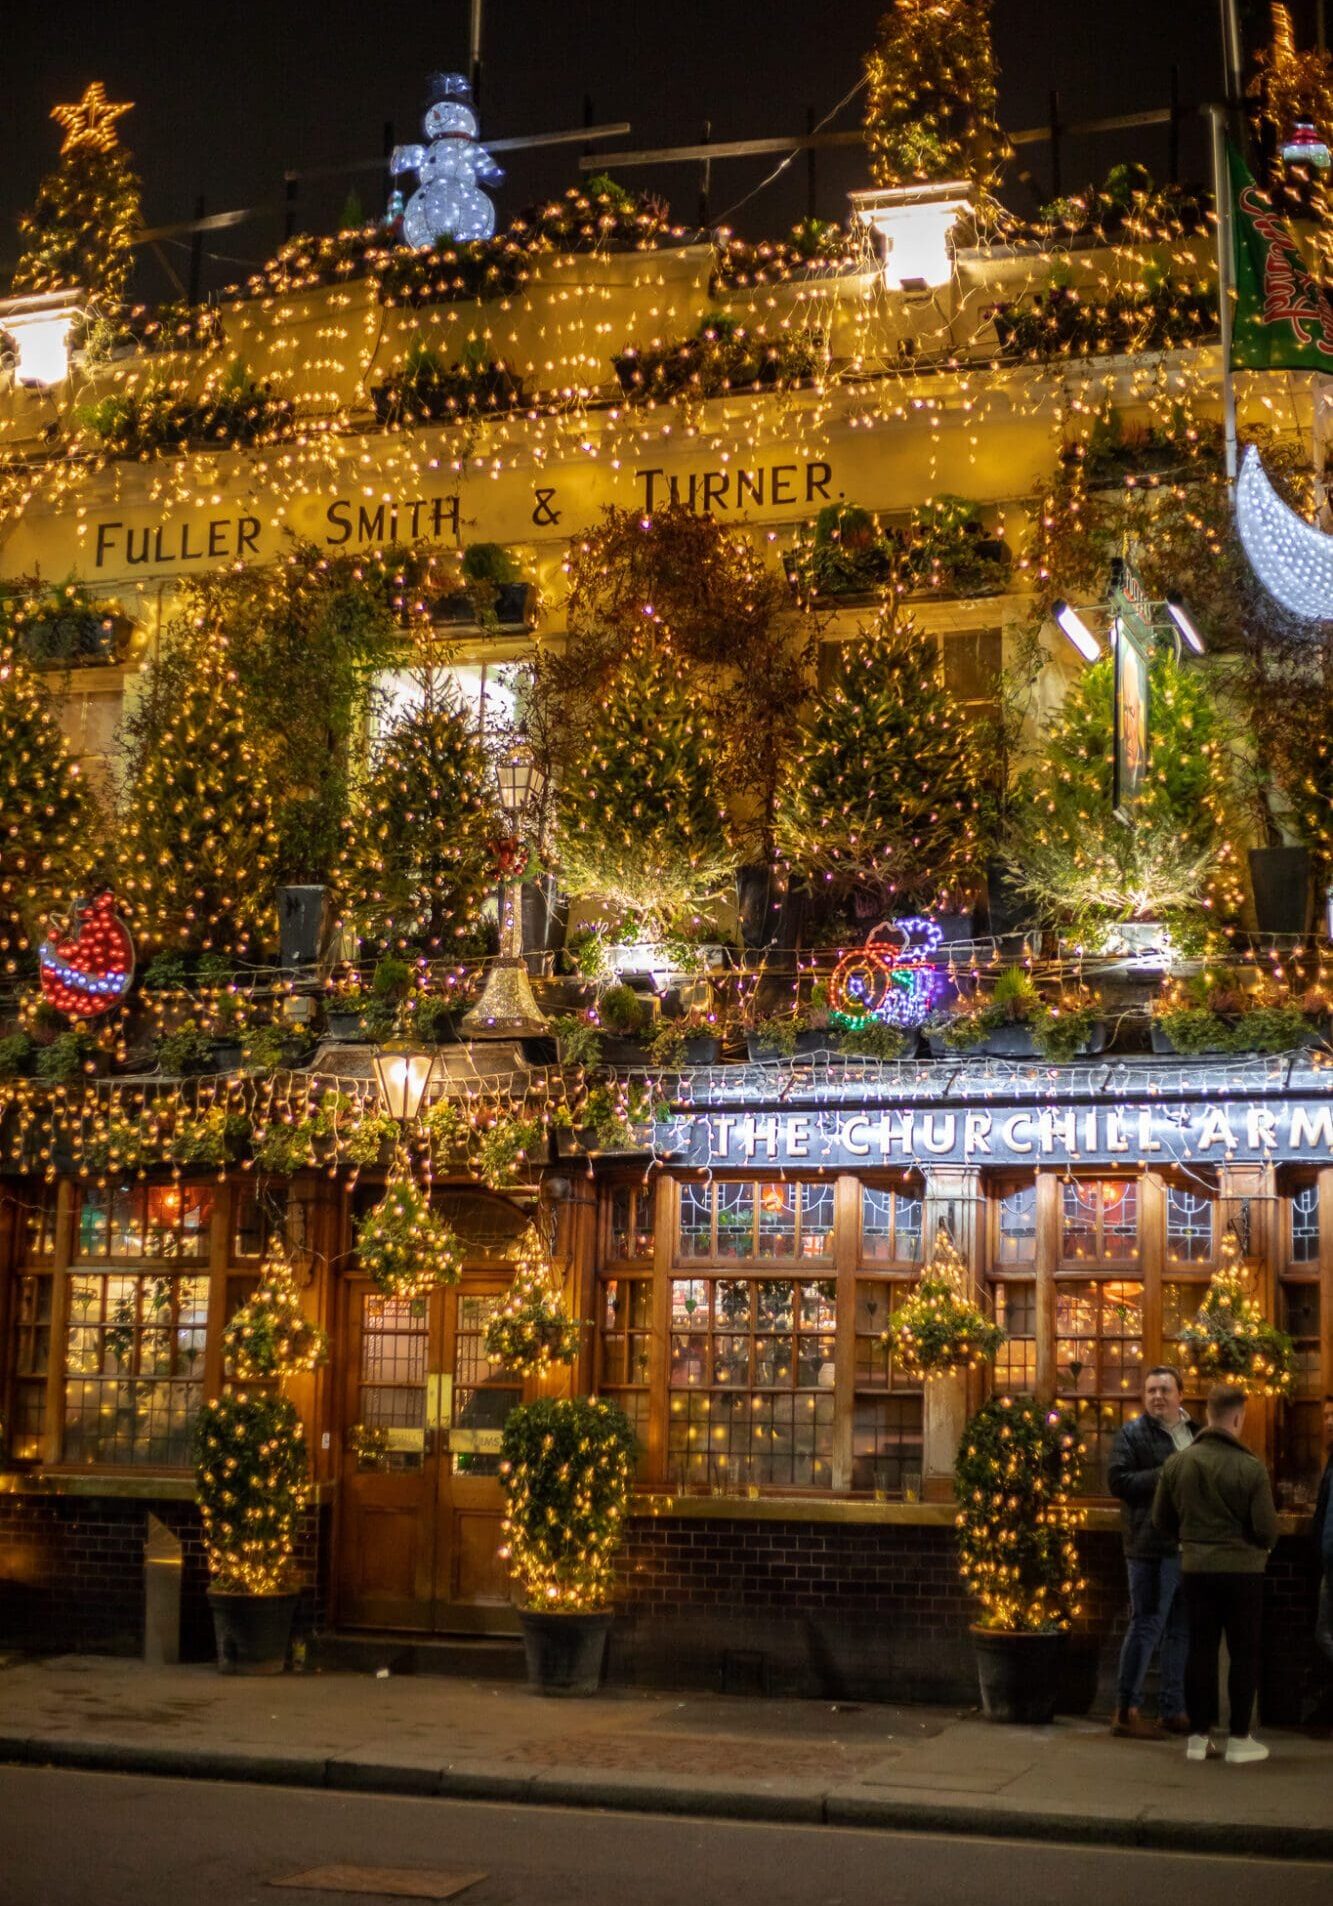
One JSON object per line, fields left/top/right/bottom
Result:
{"left": 1235, "top": 442, "right": 1333, "bottom": 622}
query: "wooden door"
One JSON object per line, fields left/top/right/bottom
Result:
{"left": 336, "top": 1278, "right": 521, "bottom": 1632}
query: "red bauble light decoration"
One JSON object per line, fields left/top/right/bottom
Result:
{"left": 38, "top": 889, "right": 135, "bottom": 1019}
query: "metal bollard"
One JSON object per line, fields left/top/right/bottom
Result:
{"left": 143, "top": 1513, "right": 182, "bottom": 1666}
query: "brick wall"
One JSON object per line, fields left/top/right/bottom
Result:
{"left": 609, "top": 1518, "right": 1326, "bottom": 1720}
{"left": 0, "top": 1495, "right": 326, "bottom": 1661}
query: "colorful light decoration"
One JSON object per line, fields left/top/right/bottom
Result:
{"left": 830, "top": 916, "right": 945, "bottom": 1030}
{"left": 38, "top": 889, "right": 134, "bottom": 1018}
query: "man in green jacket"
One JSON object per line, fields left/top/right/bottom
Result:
{"left": 1152, "top": 1385, "right": 1279, "bottom": 1764}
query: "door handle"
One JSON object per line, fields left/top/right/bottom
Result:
{"left": 425, "top": 1373, "right": 453, "bottom": 1454}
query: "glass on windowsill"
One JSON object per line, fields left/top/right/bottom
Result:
{"left": 902, "top": 1467, "right": 922, "bottom": 1504}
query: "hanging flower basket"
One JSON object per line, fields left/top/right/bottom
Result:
{"left": 484, "top": 1228, "right": 584, "bottom": 1376}
{"left": 888, "top": 1223, "right": 1005, "bottom": 1379}
{"left": 223, "top": 1240, "right": 329, "bottom": 1380}
{"left": 356, "top": 1177, "right": 463, "bottom": 1301}
{"left": 1178, "top": 1227, "right": 1295, "bottom": 1398}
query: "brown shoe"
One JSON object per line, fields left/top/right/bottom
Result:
{"left": 1111, "top": 1708, "right": 1166, "bottom": 1740}
{"left": 1161, "top": 1714, "right": 1193, "bottom": 1736}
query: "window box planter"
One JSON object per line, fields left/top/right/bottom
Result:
{"left": 681, "top": 1034, "right": 722, "bottom": 1065}
{"left": 1036, "top": 1018, "right": 1108, "bottom": 1062}
{"left": 595, "top": 1035, "right": 655, "bottom": 1068}
{"left": 208, "top": 1039, "right": 245, "bottom": 1072}
{"left": 983, "top": 1023, "right": 1040, "bottom": 1058}
{"left": 370, "top": 366, "right": 527, "bottom": 428}
{"left": 1150, "top": 1023, "right": 1230, "bottom": 1057}
{"left": 324, "top": 1010, "right": 366, "bottom": 1041}
{"left": 745, "top": 1029, "right": 829, "bottom": 1063}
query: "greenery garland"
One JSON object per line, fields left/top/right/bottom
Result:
{"left": 484, "top": 1228, "right": 583, "bottom": 1376}
{"left": 194, "top": 1390, "right": 308, "bottom": 1595}
{"left": 499, "top": 1396, "right": 636, "bottom": 1612}
{"left": 1178, "top": 1228, "right": 1296, "bottom": 1398}
{"left": 889, "top": 1224, "right": 1005, "bottom": 1378}
{"left": 954, "top": 1396, "right": 1084, "bottom": 1634}
{"left": 356, "top": 1175, "right": 462, "bottom": 1300}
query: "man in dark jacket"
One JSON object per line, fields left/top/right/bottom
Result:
{"left": 1107, "top": 1364, "right": 1197, "bottom": 1738}
{"left": 1153, "top": 1385, "right": 1279, "bottom": 1764}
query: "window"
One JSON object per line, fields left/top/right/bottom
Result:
{"left": 861, "top": 1185, "right": 923, "bottom": 1263}
{"left": 609, "top": 1183, "right": 655, "bottom": 1261}
{"left": 993, "top": 1282, "right": 1037, "bottom": 1393}
{"left": 996, "top": 1185, "right": 1036, "bottom": 1264}
{"left": 677, "top": 1181, "right": 834, "bottom": 1263}
{"left": 1281, "top": 1184, "right": 1323, "bottom": 1489}
{"left": 939, "top": 626, "right": 1002, "bottom": 708}
{"left": 598, "top": 1275, "right": 651, "bottom": 1457}
{"left": 1056, "top": 1279, "right": 1144, "bottom": 1488}
{"left": 60, "top": 1185, "right": 216, "bottom": 1467}
{"left": 1061, "top": 1181, "right": 1138, "bottom": 1263}
{"left": 1290, "top": 1184, "right": 1319, "bottom": 1264}
{"left": 64, "top": 1268, "right": 210, "bottom": 1467}
{"left": 1166, "top": 1188, "right": 1213, "bottom": 1264}
{"left": 668, "top": 1276, "right": 836, "bottom": 1490}
{"left": 350, "top": 1294, "right": 428, "bottom": 1473}
{"left": 9, "top": 1270, "right": 53, "bottom": 1461}
{"left": 852, "top": 1280, "right": 922, "bottom": 1494}
{"left": 450, "top": 1292, "right": 521, "bottom": 1478}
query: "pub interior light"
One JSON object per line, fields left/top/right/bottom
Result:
{"left": 1165, "top": 597, "right": 1206, "bottom": 654}
{"left": 0, "top": 289, "right": 83, "bottom": 388}
{"left": 1051, "top": 599, "right": 1101, "bottom": 663}
{"left": 848, "top": 182, "right": 973, "bottom": 291}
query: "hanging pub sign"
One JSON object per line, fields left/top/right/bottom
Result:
{"left": 1110, "top": 556, "right": 1151, "bottom": 824}
{"left": 38, "top": 889, "right": 135, "bottom": 1018}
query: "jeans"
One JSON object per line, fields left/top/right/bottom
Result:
{"left": 1116, "top": 1554, "right": 1187, "bottom": 1715}
{"left": 1183, "top": 1572, "right": 1264, "bottom": 1737}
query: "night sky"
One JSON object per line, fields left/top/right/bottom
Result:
{"left": 0, "top": 1, "right": 1305, "bottom": 298}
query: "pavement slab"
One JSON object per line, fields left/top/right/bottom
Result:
{"left": 0, "top": 1653, "right": 1329, "bottom": 1860}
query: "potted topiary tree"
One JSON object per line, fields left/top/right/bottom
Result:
{"left": 194, "top": 1241, "right": 328, "bottom": 1673}
{"left": 954, "top": 1395, "right": 1085, "bottom": 1723}
{"left": 499, "top": 1395, "right": 637, "bottom": 1695}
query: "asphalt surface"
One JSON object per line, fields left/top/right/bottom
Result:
{"left": 2, "top": 1768, "right": 1331, "bottom": 1906}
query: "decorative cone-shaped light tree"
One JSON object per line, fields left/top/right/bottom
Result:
{"left": 116, "top": 628, "right": 279, "bottom": 956}
{"left": 777, "top": 601, "right": 978, "bottom": 914}
{"left": 485, "top": 1227, "right": 584, "bottom": 1376}
{"left": 356, "top": 1175, "right": 463, "bottom": 1301}
{"left": 863, "top": 1, "right": 1006, "bottom": 196}
{"left": 889, "top": 1222, "right": 1005, "bottom": 1379}
{"left": 12, "top": 83, "right": 140, "bottom": 305}
{"left": 1179, "top": 1224, "right": 1295, "bottom": 1397}
{"left": 0, "top": 639, "right": 95, "bottom": 976}
{"left": 338, "top": 672, "right": 495, "bottom": 955}
{"left": 556, "top": 651, "right": 731, "bottom": 933}
{"left": 222, "top": 1240, "right": 329, "bottom": 1381}
{"left": 954, "top": 1397, "right": 1085, "bottom": 1633}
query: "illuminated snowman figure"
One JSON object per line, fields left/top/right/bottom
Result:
{"left": 390, "top": 72, "right": 504, "bottom": 247}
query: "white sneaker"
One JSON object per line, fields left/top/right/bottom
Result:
{"left": 1186, "top": 1734, "right": 1212, "bottom": 1761}
{"left": 1225, "top": 1736, "right": 1269, "bottom": 1764}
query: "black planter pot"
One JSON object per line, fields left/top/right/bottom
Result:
{"left": 984, "top": 1023, "right": 1040, "bottom": 1058}
{"left": 971, "top": 1625, "right": 1067, "bottom": 1724}
{"left": 517, "top": 1608, "right": 613, "bottom": 1696}
{"left": 1150, "top": 1023, "right": 1228, "bottom": 1057}
{"left": 325, "top": 1011, "right": 365, "bottom": 1041}
{"left": 745, "top": 1029, "right": 829, "bottom": 1062}
{"left": 208, "top": 1039, "right": 244, "bottom": 1072}
{"left": 735, "top": 864, "right": 791, "bottom": 951}
{"left": 276, "top": 885, "right": 327, "bottom": 970}
{"left": 1249, "top": 845, "right": 1311, "bottom": 937}
{"left": 597, "top": 1035, "right": 654, "bottom": 1067}
{"left": 683, "top": 1034, "right": 723, "bottom": 1065}
{"left": 206, "top": 1589, "right": 298, "bottom": 1676}
{"left": 984, "top": 857, "right": 1028, "bottom": 937}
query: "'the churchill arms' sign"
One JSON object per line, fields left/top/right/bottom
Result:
{"left": 661, "top": 1098, "right": 1333, "bottom": 1171}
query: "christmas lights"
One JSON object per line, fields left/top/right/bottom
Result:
{"left": 484, "top": 1227, "right": 584, "bottom": 1376}
{"left": 1178, "top": 1225, "right": 1296, "bottom": 1397}
{"left": 889, "top": 1222, "right": 1005, "bottom": 1379}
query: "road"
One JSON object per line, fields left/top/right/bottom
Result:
{"left": 1, "top": 1768, "right": 1330, "bottom": 1906}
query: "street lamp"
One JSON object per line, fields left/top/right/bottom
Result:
{"left": 373, "top": 1039, "right": 437, "bottom": 1124}
{"left": 461, "top": 740, "right": 549, "bottom": 1038}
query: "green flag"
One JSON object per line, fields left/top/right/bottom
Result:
{"left": 1229, "top": 141, "right": 1333, "bottom": 369}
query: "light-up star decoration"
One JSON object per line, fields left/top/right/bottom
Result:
{"left": 390, "top": 72, "right": 503, "bottom": 247}
{"left": 1236, "top": 443, "right": 1333, "bottom": 622}
{"left": 51, "top": 82, "right": 133, "bottom": 154}
{"left": 830, "top": 917, "right": 945, "bottom": 1030}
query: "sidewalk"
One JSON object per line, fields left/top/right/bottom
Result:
{"left": 0, "top": 1654, "right": 1329, "bottom": 1860}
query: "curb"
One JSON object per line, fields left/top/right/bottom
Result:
{"left": 2, "top": 1734, "right": 1331, "bottom": 1862}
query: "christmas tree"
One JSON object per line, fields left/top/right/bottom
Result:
{"left": 338, "top": 673, "right": 495, "bottom": 955}
{"left": 0, "top": 639, "right": 96, "bottom": 976}
{"left": 863, "top": 1, "right": 1007, "bottom": 197}
{"left": 1179, "top": 1225, "right": 1295, "bottom": 1398}
{"left": 1009, "top": 643, "right": 1241, "bottom": 941}
{"left": 776, "top": 602, "right": 978, "bottom": 913}
{"left": 890, "top": 1222, "right": 1005, "bottom": 1380}
{"left": 484, "top": 1227, "right": 583, "bottom": 1376}
{"left": 11, "top": 83, "right": 140, "bottom": 305}
{"left": 555, "top": 651, "right": 731, "bottom": 932}
{"left": 115, "top": 626, "right": 279, "bottom": 956}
